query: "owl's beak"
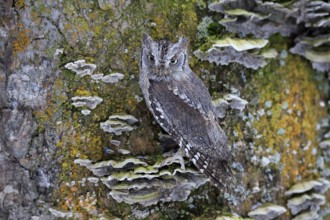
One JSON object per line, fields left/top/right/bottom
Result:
{"left": 157, "top": 64, "right": 164, "bottom": 72}
{"left": 159, "top": 66, "right": 171, "bottom": 76}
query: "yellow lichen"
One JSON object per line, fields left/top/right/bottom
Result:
{"left": 12, "top": 23, "right": 30, "bottom": 55}
{"left": 252, "top": 55, "right": 327, "bottom": 187}
{"left": 14, "top": 0, "right": 25, "bottom": 9}
{"left": 74, "top": 89, "right": 92, "bottom": 96}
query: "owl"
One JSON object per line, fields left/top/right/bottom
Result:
{"left": 139, "top": 34, "right": 231, "bottom": 189}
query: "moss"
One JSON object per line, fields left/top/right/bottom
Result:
{"left": 144, "top": 0, "right": 199, "bottom": 42}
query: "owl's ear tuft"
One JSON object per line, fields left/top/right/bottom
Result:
{"left": 174, "top": 37, "right": 189, "bottom": 53}
{"left": 142, "top": 33, "right": 153, "bottom": 46}
{"left": 178, "top": 37, "right": 189, "bottom": 49}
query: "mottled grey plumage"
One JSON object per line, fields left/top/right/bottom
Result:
{"left": 139, "top": 34, "right": 231, "bottom": 189}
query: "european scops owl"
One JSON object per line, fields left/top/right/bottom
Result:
{"left": 139, "top": 34, "right": 231, "bottom": 189}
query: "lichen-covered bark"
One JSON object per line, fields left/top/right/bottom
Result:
{"left": 0, "top": 0, "right": 329, "bottom": 219}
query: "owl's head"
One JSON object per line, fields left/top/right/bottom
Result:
{"left": 140, "top": 34, "right": 189, "bottom": 80}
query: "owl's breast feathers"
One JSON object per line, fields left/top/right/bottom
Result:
{"left": 147, "top": 73, "right": 232, "bottom": 188}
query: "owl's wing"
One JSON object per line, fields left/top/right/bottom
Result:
{"left": 166, "top": 70, "right": 217, "bottom": 118}
{"left": 148, "top": 79, "right": 232, "bottom": 189}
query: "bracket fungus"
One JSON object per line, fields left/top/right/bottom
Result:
{"left": 212, "top": 94, "right": 248, "bottom": 118}
{"left": 285, "top": 178, "right": 330, "bottom": 196}
{"left": 213, "top": 38, "right": 268, "bottom": 52}
{"left": 91, "top": 72, "right": 124, "bottom": 83}
{"left": 247, "top": 204, "right": 287, "bottom": 220}
{"left": 295, "top": 0, "right": 330, "bottom": 28}
{"left": 287, "top": 193, "right": 325, "bottom": 215}
{"left": 194, "top": 47, "right": 267, "bottom": 70}
{"left": 71, "top": 96, "right": 103, "bottom": 109}
{"left": 195, "top": 36, "right": 270, "bottom": 69}
{"left": 290, "top": 35, "right": 330, "bottom": 73}
{"left": 65, "top": 60, "right": 97, "bottom": 77}
{"left": 285, "top": 178, "right": 329, "bottom": 218}
{"left": 74, "top": 158, "right": 148, "bottom": 177}
{"left": 261, "top": 49, "right": 278, "bottom": 59}
{"left": 290, "top": 0, "right": 330, "bottom": 72}
{"left": 101, "top": 73, "right": 124, "bottom": 83}
{"left": 208, "top": 0, "right": 330, "bottom": 72}
{"left": 223, "top": 94, "right": 248, "bottom": 111}
{"left": 291, "top": 210, "right": 319, "bottom": 220}
{"left": 209, "top": 0, "right": 298, "bottom": 38}
{"left": 81, "top": 109, "right": 91, "bottom": 115}
{"left": 75, "top": 155, "right": 207, "bottom": 206}
{"left": 100, "top": 114, "right": 139, "bottom": 135}
{"left": 320, "top": 139, "right": 330, "bottom": 149}
{"left": 212, "top": 98, "right": 229, "bottom": 119}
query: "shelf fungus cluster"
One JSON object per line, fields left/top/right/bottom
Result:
{"left": 208, "top": 0, "right": 299, "bottom": 38}
{"left": 74, "top": 156, "right": 207, "bottom": 206}
{"left": 90, "top": 72, "right": 124, "bottom": 84}
{"left": 100, "top": 114, "right": 139, "bottom": 135}
{"left": 65, "top": 59, "right": 125, "bottom": 83}
{"left": 198, "top": 0, "right": 330, "bottom": 72}
{"left": 64, "top": 60, "right": 125, "bottom": 115}
{"left": 71, "top": 96, "right": 103, "bottom": 115}
{"left": 285, "top": 178, "right": 330, "bottom": 219}
{"left": 290, "top": 34, "right": 330, "bottom": 73}
{"left": 65, "top": 60, "right": 97, "bottom": 77}
{"left": 194, "top": 37, "right": 269, "bottom": 70}
{"left": 290, "top": 1, "right": 330, "bottom": 73}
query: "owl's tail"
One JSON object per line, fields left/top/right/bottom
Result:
{"left": 181, "top": 140, "right": 234, "bottom": 191}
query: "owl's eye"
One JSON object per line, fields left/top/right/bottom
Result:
{"left": 170, "top": 58, "right": 178, "bottom": 65}
{"left": 148, "top": 55, "right": 155, "bottom": 61}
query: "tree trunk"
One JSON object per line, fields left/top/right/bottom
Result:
{"left": 0, "top": 0, "right": 329, "bottom": 219}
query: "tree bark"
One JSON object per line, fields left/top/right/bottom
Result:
{"left": 0, "top": 0, "right": 329, "bottom": 219}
